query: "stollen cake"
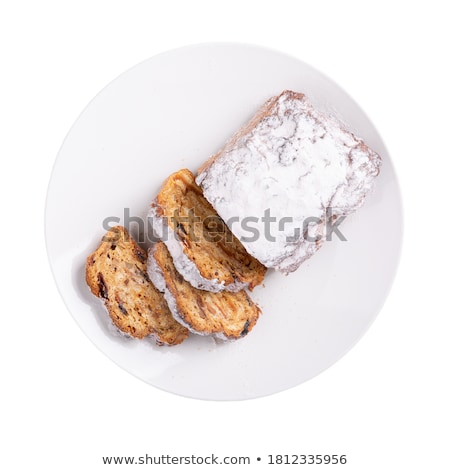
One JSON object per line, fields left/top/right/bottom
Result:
{"left": 148, "top": 168, "right": 266, "bottom": 292}
{"left": 197, "top": 90, "right": 382, "bottom": 272}
{"left": 86, "top": 226, "right": 189, "bottom": 345}
{"left": 147, "top": 242, "right": 261, "bottom": 341}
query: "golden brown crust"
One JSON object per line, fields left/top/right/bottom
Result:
{"left": 85, "top": 226, "right": 189, "bottom": 344}
{"left": 151, "top": 242, "right": 261, "bottom": 340}
{"left": 153, "top": 169, "right": 266, "bottom": 290}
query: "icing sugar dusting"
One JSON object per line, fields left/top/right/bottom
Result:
{"left": 197, "top": 91, "right": 381, "bottom": 272}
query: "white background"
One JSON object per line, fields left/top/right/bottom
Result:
{"left": 1, "top": 1, "right": 448, "bottom": 469}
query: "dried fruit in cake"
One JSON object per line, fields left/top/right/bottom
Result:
{"left": 148, "top": 242, "right": 261, "bottom": 341}
{"left": 85, "top": 226, "right": 189, "bottom": 345}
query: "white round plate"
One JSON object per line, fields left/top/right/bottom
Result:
{"left": 46, "top": 43, "right": 402, "bottom": 400}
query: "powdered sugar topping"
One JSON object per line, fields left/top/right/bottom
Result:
{"left": 197, "top": 91, "right": 381, "bottom": 272}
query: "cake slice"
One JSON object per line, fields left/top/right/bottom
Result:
{"left": 148, "top": 242, "right": 261, "bottom": 341}
{"left": 148, "top": 168, "right": 266, "bottom": 292}
{"left": 197, "top": 90, "right": 382, "bottom": 272}
{"left": 86, "top": 226, "right": 189, "bottom": 345}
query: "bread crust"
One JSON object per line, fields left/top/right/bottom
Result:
{"left": 148, "top": 169, "right": 266, "bottom": 292}
{"left": 85, "top": 226, "right": 189, "bottom": 344}
{"left": 148, "top": 242, "right": 261, "bottom": 341}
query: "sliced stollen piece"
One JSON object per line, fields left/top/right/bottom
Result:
{"left": 148, "top": 168, "right": 266, "bottom": 292}
{"left": 197, "top": 90, "right": 382, "bottom": 273}
{"left": 148, "top": 242, "right": 261, "bottom": 341}
{"left": 85, "top": 226, "right": 189, "bottom": 345}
